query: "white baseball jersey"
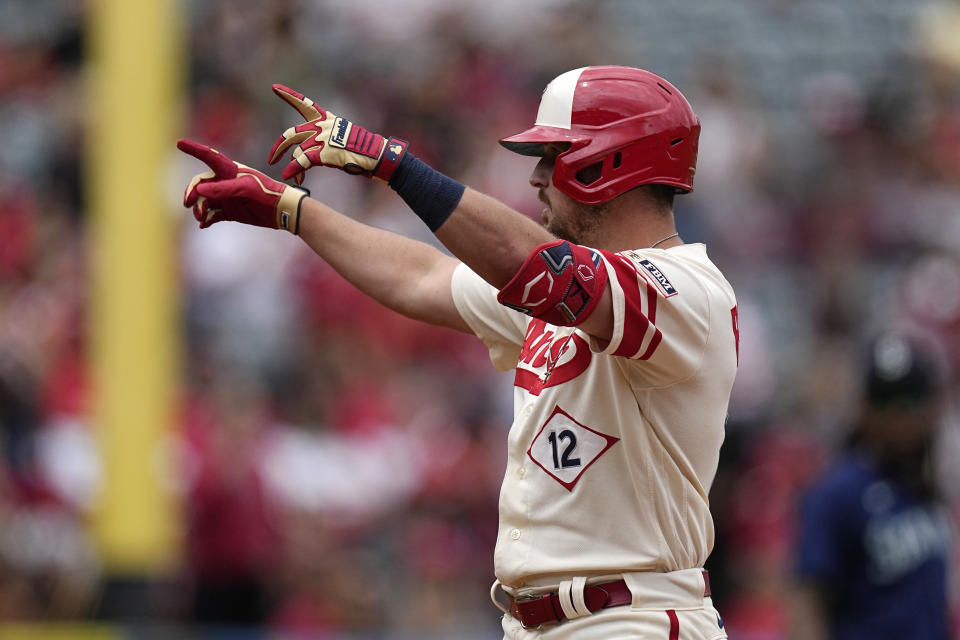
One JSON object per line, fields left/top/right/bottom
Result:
{"left": 451, "top": 243, "right": 738, "bottom": 588}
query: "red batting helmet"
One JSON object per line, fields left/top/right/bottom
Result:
{"left": 500, "top": 66, "right": 700, "bottom": 205}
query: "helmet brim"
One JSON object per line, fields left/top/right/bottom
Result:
{"left": 499, "top": 125, "right": 581, "bottom": 157}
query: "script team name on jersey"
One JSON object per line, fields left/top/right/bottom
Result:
{"left": 514, "top": 320, "right": 591, "bottom": 396}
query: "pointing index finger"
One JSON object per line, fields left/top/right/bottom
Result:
{"left": 176, "top": 139, "right": 238, "bottom": 178}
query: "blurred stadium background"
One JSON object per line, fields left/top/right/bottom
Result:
{"left": 0, "top": 0, "right": 959, "bottom": 638}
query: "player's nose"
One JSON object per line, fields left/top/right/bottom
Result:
{"left": 529, "top": 156, "right": 552, "bottom": 189}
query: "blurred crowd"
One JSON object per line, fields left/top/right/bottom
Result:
{"left": 1, "top": 0, "right": 959, "bottom": 637}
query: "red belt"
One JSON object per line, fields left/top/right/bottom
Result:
{"left": 506, "top": 570, "right": 710, "bottom": 629}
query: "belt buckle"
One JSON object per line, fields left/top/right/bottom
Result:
{"left": 514, "top": 592, "right": 550, "bottom": 630}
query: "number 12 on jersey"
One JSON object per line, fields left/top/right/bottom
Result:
{"left": 547, "top": 429, "right": 581, "bottom": 468}
{"left": 527, "top": 407, "right": 620, "bottom": 491}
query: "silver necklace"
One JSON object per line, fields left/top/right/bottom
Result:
{"left": 650, "top": 232, "right": 679, "bottom": 248}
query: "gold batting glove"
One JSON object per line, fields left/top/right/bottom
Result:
{"left": 267, "top": 84, "right": 408, "bottom": 186}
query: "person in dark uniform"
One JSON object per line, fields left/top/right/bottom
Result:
{"left": 792, "top": 331, "right": 953, "bottom": 640}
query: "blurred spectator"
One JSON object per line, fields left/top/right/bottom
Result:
{"left": 791, "top": 332, "right": 953, "bottom": 639}
{"left": 181, "top": 371, "right": 279, "bottom": 625}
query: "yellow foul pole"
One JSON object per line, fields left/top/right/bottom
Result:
{"left": 88, "top": 0, "right": 182, "bottom": 573}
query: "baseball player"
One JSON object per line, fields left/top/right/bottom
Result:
{"left": 178, "top": 66, "right": 737, "bottom": 638}
{"left": 792, "top": 332, "right": 952, "bottom": 640}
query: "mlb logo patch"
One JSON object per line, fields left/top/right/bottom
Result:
{"left": 384, "top": 141, "right": 405, "bottom": 163}
{"left": 638, "top": 259, "right": 678, "bottom": 297}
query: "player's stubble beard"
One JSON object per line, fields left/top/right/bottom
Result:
{"left": 540, "top": 189, "right": 607, "bottom": 245}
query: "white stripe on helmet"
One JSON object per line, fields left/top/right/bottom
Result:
{"left": 534, "top": 67, "right": 587, "bottom": 130}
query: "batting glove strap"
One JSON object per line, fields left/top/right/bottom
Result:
{"left": 276, "top": 186, "right": 308, "bottom": 234}
{"left": 372, "top": 137, "right": 409, "bottom": 183}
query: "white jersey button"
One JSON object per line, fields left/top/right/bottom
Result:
{"left": 517, "top": 467, "right": 526, "bottom": 478}
{"left": 522, "top": 404, "right": 533, "bottom": 418}
{"left": 510, "top": 528, "right": 522, "bottom": 540}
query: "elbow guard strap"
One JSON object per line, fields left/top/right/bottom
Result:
{"left": 497, "top": 240, "right": 608, "bottom": 326}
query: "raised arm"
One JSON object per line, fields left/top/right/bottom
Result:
{"left": 295, "top": 197, "right": 468, "bottom": 332}
{"left": 177, "top": 139, "right": 469, "bottom": 332}
{"left": 266, "top": 86, "right": 614, "bottom": 341}
{"left": 266, "top": 85, "right": 551, "bottom": 283}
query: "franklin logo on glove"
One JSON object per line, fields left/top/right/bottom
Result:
{"left": 330, "top": 117, "right": 351, "bottom": 148}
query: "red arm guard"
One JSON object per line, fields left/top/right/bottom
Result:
{"left": 497, "top": 240, "right": 608, "bottom": 326}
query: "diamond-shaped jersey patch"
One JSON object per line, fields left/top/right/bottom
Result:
{"left": 527, "top": 406, "right": 619, "bottom": 491}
